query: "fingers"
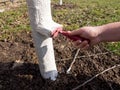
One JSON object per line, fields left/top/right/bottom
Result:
{"left": 74, "top": 40, "right": 89, "bottom": 49}
{"left": 51, "top": 27, "right": 63, "bottom": 38}
{"left": 51, "top": 30, "right": 59, "bottom": 38}
{"left": 78, "top": 40, "right": 88, "bottom": 48}
{"left": 68, "top": 29, "right": 83, "bottom": 36}
{"left": 74, "top": 40, "right": 82, "bottom": 46}
{"left": 82, "top": 44, "right": 89, "bottom": 50}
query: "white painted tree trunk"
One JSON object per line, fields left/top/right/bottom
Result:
{"left": 26, "top": 0, "right": 62, "bottom": 81}
{"left": 59, "top": 0, "right": 63, "bottom": 5}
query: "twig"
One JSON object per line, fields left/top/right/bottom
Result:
{"left": 56, "top": 52, "right": 109, "bottom": 61}
{"left": 94, "top": 46, "right": 114, "bottom": 90}
{"left": 66, "top": 49, "right": 80, "bottom": 74}
{"left": 72, "top": 64, "right": 120, "bottom": 90}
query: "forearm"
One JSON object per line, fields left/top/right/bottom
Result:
{"left": 98, "top": 22, "right": 120, "bottom": 42}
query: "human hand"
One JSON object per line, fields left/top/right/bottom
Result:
{"left": 51, "top": 27, "right": 63, "bottom": 38}
{"left": 68, "top": 26, "right": 101, "bottom": 49}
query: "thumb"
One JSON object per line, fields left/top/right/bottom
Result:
{"left": 68, "top": 29, "right": 83, "bottom": 36}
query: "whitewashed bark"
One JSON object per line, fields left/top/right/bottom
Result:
{"left": 59, "top": 0, "right": 63, "bottom": 5}
{"left": 26, "top": 0, "right": 62, "bottom": 80}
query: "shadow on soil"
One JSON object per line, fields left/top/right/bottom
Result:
{"left": 0, "top": 62, "right": 120, "bottom": 90}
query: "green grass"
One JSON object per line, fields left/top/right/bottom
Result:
{"left": 106, "top": 42, "right": 120, "bottom": 55}
{"left": 0, "top": 0, "right": 120, "bottom": 53}
{"left": 0, "top": 4, "right": 30, "bottom": 32}
{"left": 52, "top": 0, "right": 120, "bottom": 29}
{"left": 52, "top": 0, "right": 120, "bottom": 54}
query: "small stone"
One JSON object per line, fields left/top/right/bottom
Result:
{"left": 0, "top": 9, "right": 5, "bottom": 13}
{"left": 12, "top": 60, "right": 24, "bottom": 69}
{"left": 60, "top": 45, "right": 65, "bottom": 49}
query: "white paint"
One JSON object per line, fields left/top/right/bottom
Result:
{"left": 60, "top": 0, "right": 63, "bottom": 5}
{"left": 26, "top": 0, "right": 62, "bottom": 80}
{"left": 26, "top": 0, "right": 62, "bottom": 37}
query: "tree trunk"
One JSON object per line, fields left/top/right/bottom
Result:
{"left": 26, "top": 0, "right": 62, "bottom": 81}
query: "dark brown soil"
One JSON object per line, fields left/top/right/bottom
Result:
{"left": 0, "top": 31, "right": 120, "bottom": 90}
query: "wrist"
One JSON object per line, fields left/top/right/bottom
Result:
{"left": 95, "top": 26, "right": 104, "bottom": 43}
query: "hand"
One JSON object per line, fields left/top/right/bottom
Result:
{"left": 68, "top": 26, "right": 101, "bottom": 49}
{"left": 51, "top": 27, "right": 63, "bottom": 38}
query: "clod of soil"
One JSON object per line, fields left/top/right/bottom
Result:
{"left": 0, "top": 31, "right": 120, "bottom": 90}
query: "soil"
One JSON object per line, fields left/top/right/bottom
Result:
{"left": 0, "top": 2, "right": 120, "bottom": 90}
{"left": 0, "top": 31, "right": 120, "bottom": 90}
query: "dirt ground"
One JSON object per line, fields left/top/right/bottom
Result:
{"left": 0, "top": 2, "right": 120, "bottom": 90}
{"left": 0, "top": 31, "right": 120, "bottom": 90}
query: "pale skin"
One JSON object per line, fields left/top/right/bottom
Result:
{"left": 67, "top": 22, "right": 120, "bottom": 49}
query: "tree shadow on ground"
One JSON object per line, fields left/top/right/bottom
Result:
{"left": 0, "top": 62, "right": 120, "bottom": 90}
